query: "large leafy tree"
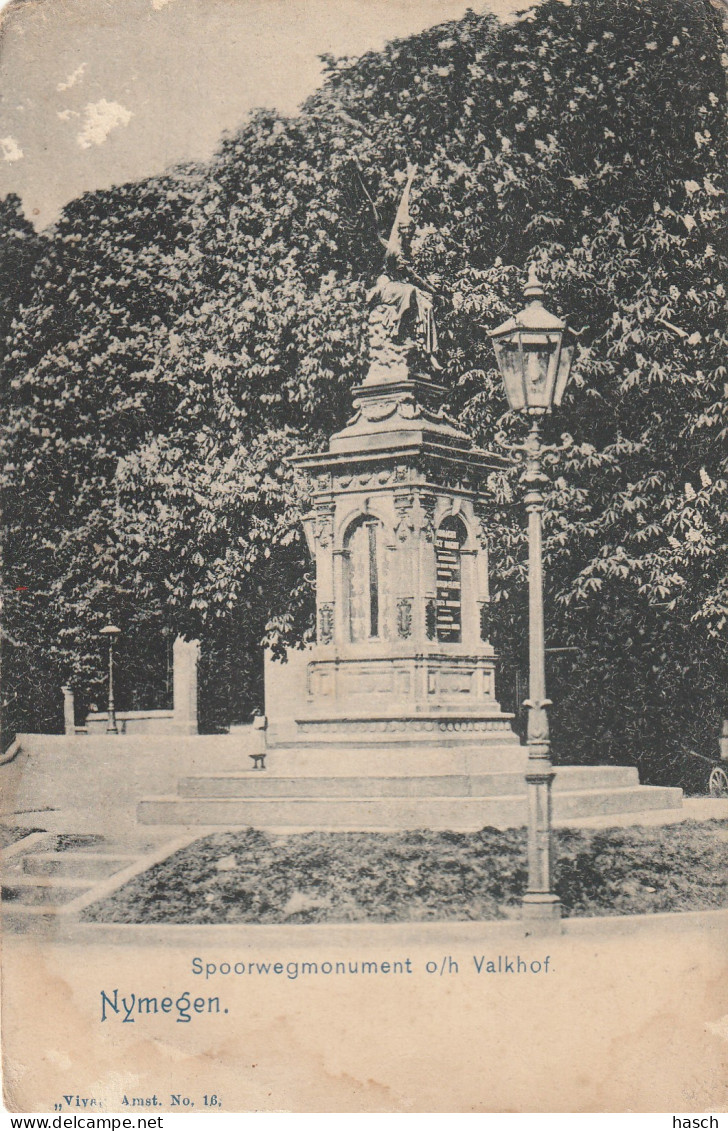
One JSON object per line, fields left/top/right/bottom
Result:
{"left": 2, "top": 0, "right": 726, "bottom": 770}
{"left": 1, "top": 168, "right": 212, "bottom": 728}
{"left": 0, "top": 194, "right": 49, "bottom": 740}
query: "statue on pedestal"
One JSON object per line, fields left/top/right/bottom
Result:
{"left": 341, "top": 160, "right": 440, "bottom": 383}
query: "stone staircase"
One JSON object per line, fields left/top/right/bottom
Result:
{"left": 0, "top": 731, "right": 259, "bottom": 934}
{"left": 1, "top": 833, "right": 139, "bottom": 934}
{"left": 138, "top": 746, "right": 683, "bottom": 831}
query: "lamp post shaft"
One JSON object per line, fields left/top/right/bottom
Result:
{"left": 106, "top": 637, "right": 118, "bottom": 735}
{"left": 527, "top": 492, "right": 546, "bottom": 716}
{"left": 522, "top": 420, "right": 561, "bottom": 922}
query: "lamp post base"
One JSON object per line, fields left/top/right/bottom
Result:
{"left": 521, "top": 892, "right": 562, "bottom": 935}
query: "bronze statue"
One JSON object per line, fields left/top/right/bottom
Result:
{"left": 341, "top": 160, "right": 439, "bottom": 382}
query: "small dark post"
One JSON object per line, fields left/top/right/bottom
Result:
{"left": 99, "top": 624, "right": 121, "bottom": 735}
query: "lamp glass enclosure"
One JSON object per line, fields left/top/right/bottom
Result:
{"left": 489, "top": 272, "right": 575, "bottom": 415}
{"left": 492, "top": 326, "right": 571, "bottom": 415}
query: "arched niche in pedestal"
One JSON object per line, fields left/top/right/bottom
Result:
{"left": 343, "top": 514, "right": 386, "bottom": 643}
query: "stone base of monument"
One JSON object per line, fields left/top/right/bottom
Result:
{"left": 261, "top": 647, "right": 522, "bottom": 755}
{"left": 134, "top": 687, "right": 683, "bottom": 829}
{"left": 137, "top": 761, "right": 682, "bottom": 830}
{"left": 132, "top": 651, "right": 684, "bottom": 829}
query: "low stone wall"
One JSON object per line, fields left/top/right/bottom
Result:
{"left": 0, "top": 732, "right": 254, "bottom": 839}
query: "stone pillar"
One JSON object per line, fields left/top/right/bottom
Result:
{"left": 62, "top": 685, "right": 75, "bottom": 735}
{"left": 173, "top": 636, "right": 200, "bottom": 735}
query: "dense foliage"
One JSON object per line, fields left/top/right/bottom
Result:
{"left": 1, "top": 0, "right": 726, "bottom": 773}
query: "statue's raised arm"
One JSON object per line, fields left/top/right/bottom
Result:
{"left": 382, "top": 162, "right": 418, "bottom": 267}
{"left": 363, "top": 163, "right": 439, "bottom": 384}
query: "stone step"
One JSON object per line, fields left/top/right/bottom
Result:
{"left": 261, "top": 745, "right": 527, "bottom": 776}
{"left": 138, "top": 785, "right": 683, "bottom": 830}
{"left": 2, "top": 875, "right": 91, "bottom": 906}
{"left": 21, "top": 852, "right": 137, "bottom": 879}
{"left": 554, "top": 786, "right": 683, "bottom": 822}
{"left": 1, "top": 901, "right": 78, "bottom": 935}
{"left": 178, "top": 765, "right": 640, "bottom": 800}
{"left": 48, "top": 833, "right": 109, "bottom": 852}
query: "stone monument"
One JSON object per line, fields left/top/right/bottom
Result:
{"left": 264, "top": 165, "right": 521, "bottom": 762}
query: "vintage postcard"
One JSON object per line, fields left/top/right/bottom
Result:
{"left": 1, "top": 0, "right": 727, "bottom": 1115}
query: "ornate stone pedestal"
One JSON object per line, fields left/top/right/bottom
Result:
{"left": 265, "top": 364, "right": 519, "bottom": 763}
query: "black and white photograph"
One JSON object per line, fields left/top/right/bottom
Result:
{"left": 0, "top": 0, "right": 727, "bottom": 1114}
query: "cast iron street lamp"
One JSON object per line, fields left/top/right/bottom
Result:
{"left": 489, "top": 266, "right": 576, "bottom": 925}
{"left": 99, "top": 624, "right": 121, "bottom": 735}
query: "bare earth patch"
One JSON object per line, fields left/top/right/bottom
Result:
{"left": 81, "top": 820, "right": 728, "bottom": 924}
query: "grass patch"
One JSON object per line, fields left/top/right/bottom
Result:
{"left": 81, "top": 820, "right": 728, "bottom": 925}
